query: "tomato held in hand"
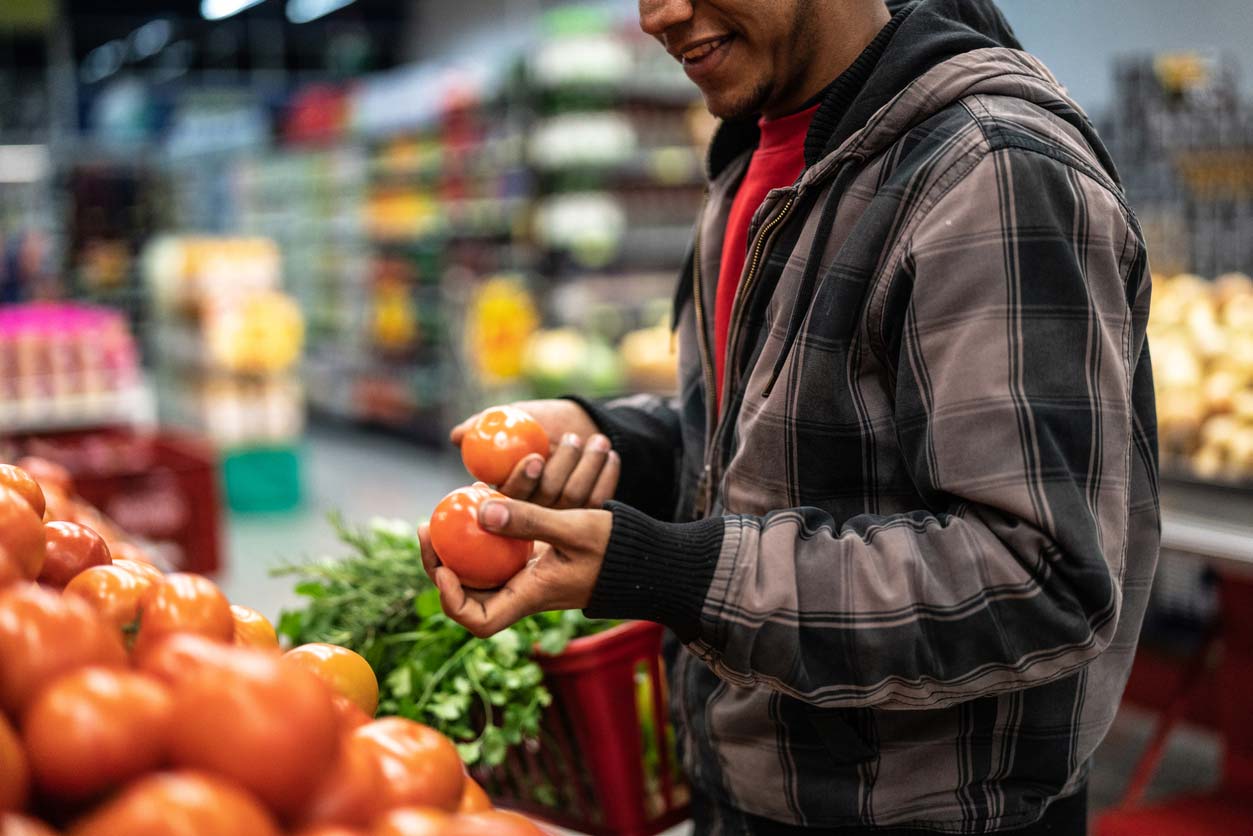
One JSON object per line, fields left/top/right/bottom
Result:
{"left": 299, "top": 732, "right": 384, "bottom": 829}
{"left": 0, "top": 466, "right": 45, "bottom": 519}
{"left": 0, "top": 585, "right": 126, "bottom": 716}
{"left": 0, "top": 814, "right": 57, "bottom": 836}
{"left": 0, "top": 487, "right": 45, "bottom": 582}
{"left": 39, "top": 521, "right": 111, "bottom": 588}
{"left": 23, "top": 667, "right": 174, "bottom": 802}
{"left": 134, "top": 573, "right": 233, "bottom": 654}
{"left": 445, "top": 811, "right": 547, "bottom": 836}
{"left": 0, "top": 714, "right": 28, "bottom": 812}
{"left": 230, "top": 605, "right": 279, "bottom": 651}
{"left": 167, "top": 648, "right": 340, "bottom": 818}
{"left": 429, "top": 485, "right": 531, "bottom": 590}
{"left": 285, "top": 643, "right": 378, "bottom": 716}
{"left": 460, "top": 406, "right": 549, "bottom": 486}
{"left": 68, "top": 771, "right": 282, "bottom": 836}
{"left": 351, "top": 718, "right": 464, "bottom": 812}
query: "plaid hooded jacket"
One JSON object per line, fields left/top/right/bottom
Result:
{"left": 576, "top": 0, "right": 1160, "bottom": 830}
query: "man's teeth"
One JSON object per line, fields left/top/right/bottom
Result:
{"left": 683, "top": 38, "right": 726, "bottom": 62}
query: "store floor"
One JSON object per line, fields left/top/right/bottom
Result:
{"left": 222, "top": 425, "right": 1221, "bottom": 832}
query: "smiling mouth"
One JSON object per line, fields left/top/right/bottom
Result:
{"left": 679, "top": 35, "right": 733, "bottom": 65}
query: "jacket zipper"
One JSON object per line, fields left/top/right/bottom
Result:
{"left": 689, "top": 193, "right": 717, "bottom": 516}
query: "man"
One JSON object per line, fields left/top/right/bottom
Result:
{"left": 421, "top": 0, "right": 1159, "bottom": 832}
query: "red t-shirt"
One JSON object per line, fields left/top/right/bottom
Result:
{"left": 714, "top": 103, "right": 818, "bottom": 406}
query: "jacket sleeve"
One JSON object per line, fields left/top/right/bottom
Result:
{"left": 565, "top": 394, "right": 683, "bottom": 521}
{"left": 584, "top": 149, "right": 1154, "bottom": 710}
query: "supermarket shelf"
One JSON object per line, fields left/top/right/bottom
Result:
{"left": 0, "top": 385, "right": 157, "bottom": 434}
{"left": 1160, "top": 481, "right": 1253, "bottom": 575}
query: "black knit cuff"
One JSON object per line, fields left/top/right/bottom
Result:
{"left": 585, "top": 501, "right": 723, "bottom": 641}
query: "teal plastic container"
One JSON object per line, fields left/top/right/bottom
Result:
{"left": 221, "top": 445, "right": 303, "bottom": 513}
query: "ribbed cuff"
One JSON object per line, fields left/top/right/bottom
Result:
{"left": 585, "top": 501, "right": 724, "bottom": 641}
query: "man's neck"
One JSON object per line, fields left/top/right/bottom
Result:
{"left": 761, "top": 1, "right": 893, "bottom": 120}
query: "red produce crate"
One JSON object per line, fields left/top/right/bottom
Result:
{"left": 477, "top": 621, "right": 690, "bottom": 836}
{"left": 12, "top": 428, "right": 223, "bottom": 575}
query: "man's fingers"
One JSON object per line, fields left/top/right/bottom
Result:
{"left": 418, "top": 523, "right": 439, "bottom": 581}
{"left": 479, "top": 498, "right": 581, "bottom": 547}
{"left": 449, "top": 412, "right": 481, "bottom": 446}
{"left": 588, "top": 450, "right": 620, "bottom": 507}
{"left": 530, "top": 433, "right": 582, "bottom": 506}
{"left": 434, "top": 565, "right": 533, "bottom": 638}
{"left": 554, "top": 434, "right": 611, "bottom": 508}
{"left": 498, "top": 454, "right": 545, "bottom": 499}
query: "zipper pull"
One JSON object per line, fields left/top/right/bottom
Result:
{"left": 695, "top": 464, "right": 714, "bottom": 518}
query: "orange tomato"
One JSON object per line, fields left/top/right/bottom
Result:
{"left": 0, "top": 487, "right": 45, "bottom": 581}
{"left": 167, "top": 648, "right": 340, "bottom": 818}
{"left": 135, "top": 633, "right": 235, "bottom": 685}
{"left": 0, "top": 714, "right": 28, "bottom": 812}
{"left": 0, "top": 548, "right": 21, "bottom": 590}
{"left": 456, "top": 778, "right": 491, "bottom": 813}
{"left": 285, "top": 644, "right": 378, "bottom": 716}
{"left": 429, "top": 485, "right": 531, "bottom": 590}
{"left": 460, "top": 406, "right": 550, "bottom": 486}
{"left": 0, "top": 585, "right": 126, "bottom": 716}
{"left": 68, "top": 771, "right": 281, "bottom": 836}
{"left": 0, "top": 466, "right": 45, "bottom": 519}
{"left": 134, "top": 573, "right": 233, "bottom": 654}
{"left": 299, "top": 732, "right": 384, "bottom": 828}
{"left": 23, "top": 667, "right": 173, "bottom": 802}
{"left": 445, "top": 811, "right": 546, "bottom": 836}
{"left": 370, "top": 808, "right": 451, "bottom": 836}
{"left": 331, "top": 694, "right": 372, "bottom": 734}
{"left": 352, "top": 718, "right": 464, "bottom": 812}
{"left": 38, "top": 521, "right": 111, "bottom": 588}
{"left": 112, "top": 558, "right": 163, "bottom": 584}
{"left": 16, "top": 458, "right": 71, "bottom": 497}
{"left": 230, "top": 605, "right": 279, "bottom": 650}
{"left": 109, "top": 542, "right": 156, "bottom": 565}
{"left": 0, "top": 814, "right": 57, "bottom": 836}
{"left": 63, "top": 565, "right": 155, "bottom": 633}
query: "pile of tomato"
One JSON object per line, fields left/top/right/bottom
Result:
{"left": 0, "top": 460, "right": 545, "bottom": 836}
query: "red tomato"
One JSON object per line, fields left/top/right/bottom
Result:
{"left": 15, "top": 458, "right": 71, "bottom": 498}
{"left": 445, "top": 811, "right": 546, "bottom": 836}
{"left": 370, "top": 808, "right": 451, "bottom": 836}
{"left": 0, "top": 814, "right": 57, "bottom": 836}
{"left": 456, "top": 778, "right": 491, "bottom": 813}
{"left": 64, "top": 565, "right": 155, "bottom": 632}
{"left": 38, "top": 521, "right": 111, "bottom": 588}
{"left": 352, "top": 718, "right": 464, "bottom": 812}
{"left": 285, "top": 643, "right": 378, "bottom": 715}
{"left": 460, "top": 406, "right": 550, "bottom": 486}
{"left": 112, "top": 558, "right": 163, "bottom": 584}
{"left": 23, "top": 667, "right": 173, "bottom": 802}
{"left": 0, "top": 488, "right": 45, "bottom": 582}
{"left": 230, "top": 605, "right": 279, "bottom": 651}
{"left": 166, "top": 648, "right": 340, "bottom": 818}
{"left": 0, "top": 548, "right": 21, "bottom": 590}
{"left": 135, "top": 633, "right": 235, "bottom": 685}
{"left": 134, "top": 573, "right": 233, "bottom": 655}
{"left": 299, "top": 732, "right": 384, "bottom": 829}
{"left": 0, "top": 466, "right": 45, "bottom": 519}
{"left": 67, "top": 771, "right": 281, "bottom": 836}
{"left": 0, "top": 714, "right": 28, "bottom": 812}
{"left": 429, "top": 485, "right": 531, "bottom": 590}
{"left": 331, "top": 694, "right": 372, "bottom": 734}
{"left": 0, "top": 585, "right": 126, "bottom": 716}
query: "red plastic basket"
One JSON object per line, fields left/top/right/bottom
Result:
{"left": 477, "top": 621, "right": 690, "bottom": 835}
{"left": 11, "top": 428, "right": 223, "bottom": 575}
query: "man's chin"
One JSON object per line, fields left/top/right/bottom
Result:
{"left": 700, "top": 84, "right": 769, "bottom": 122}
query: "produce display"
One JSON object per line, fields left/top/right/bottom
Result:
{"left": 0, "top": 460, "right": 547, "bottom": 834}
{"left": 1151, "top": 271, "right": 1253, "bottom": 483}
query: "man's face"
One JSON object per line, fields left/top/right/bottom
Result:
{"left": 640, "top": 0, "right": 815, "bottom": 120}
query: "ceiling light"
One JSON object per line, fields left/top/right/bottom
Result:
{"left": 0, "top": 146, "right": 50, "bottom": 184}
{"left": 201, "top": 0, "right": 266, "bottom": 21}
{"left": 286, "top": 0, "right": 356, "bottom": 24}
{"left": 130, "top": 19, "right": 173, "bottom": 59}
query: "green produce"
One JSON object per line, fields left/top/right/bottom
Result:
{"left": 273, "top": 515, "right": 611, "bottom": 767}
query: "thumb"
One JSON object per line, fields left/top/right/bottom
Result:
{"left": 479, "top": 499, "right": 576, "bottom": 546}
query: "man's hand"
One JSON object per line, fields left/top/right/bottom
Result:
{"left": 451, "top": 399, "right": 619, "bottom": 509}
{"left": 418, "top": 498, "right": 612, "bottom": 638}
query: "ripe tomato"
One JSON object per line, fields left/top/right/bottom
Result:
{"left": 456, "top": 778, "right": 491, "bottom": 813}
{"left": 63, "top": 564, "right": 156, "bottom": 633}
{"left": 230, "top": 604, "right": 279, "bottom": 651}
{"left": 67, "top": 771, "right": 281, "bottom": 836}
{"left": 294, "top": 828, "right": 366, "bottom": 836}
{"left": 352, "top": 719, "right": 464, "bottom": 812}
{"left": 370, "top": 808, "right": 451, "bottom": 836}
{"left": 0, "top": 487, "right": 45, "bottom": 581}
{"left": 109, "top": 541, "right": 156, "bottom": 565}
{"left": 429, "top": 485, "right": 531, "bottom": 590}
{"left": 0, "top": 814, "right": 57, "bottom": 836}
{"left": 39, "top": 521, "right": 111, "bottom": 588}
{"left": 285, "top": 643, "right": 378, "bottom": 715}
{"left": 134, "top": 573, "right": 233, "bottom": 654}
{"left": 167, "top": 648, "right": 339, "bottom": 818}
{"left": 0, "top": 585, "right": 126, "bottom": 716}
{"left": 299, "top": 732, "right": 384, "bottom": 829}
{"left": 15, "top": 458, "right": 71, "bottom": 498}
{"left": 331, "top": 694, "right": 372, "bottom": 734}
{"left": 445, "top": 811, "right": 546, "bottom": 836}
{"left": 112, "top": 558, "right": 163, "bottom": 584}
{"left": 460, "top": 406, "right": 549, "bottom": 486}
{"left": 0, "top": 466, "right": 45, "bottom": 519}
{"left": 0, "top": 548, "right": 21, "bottom": 590}
{"left": 0, "top": 714, "right": 28, "bottom": 812}
{"left": 23, "top": 667, "right": 173, "bottom": 802}
{"left": 135, "top": 633, "right": 235, "bottom": 685}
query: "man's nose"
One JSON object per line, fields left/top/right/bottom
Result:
{"left": 639, "top": 0, "right": 694, "bottom": 38}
